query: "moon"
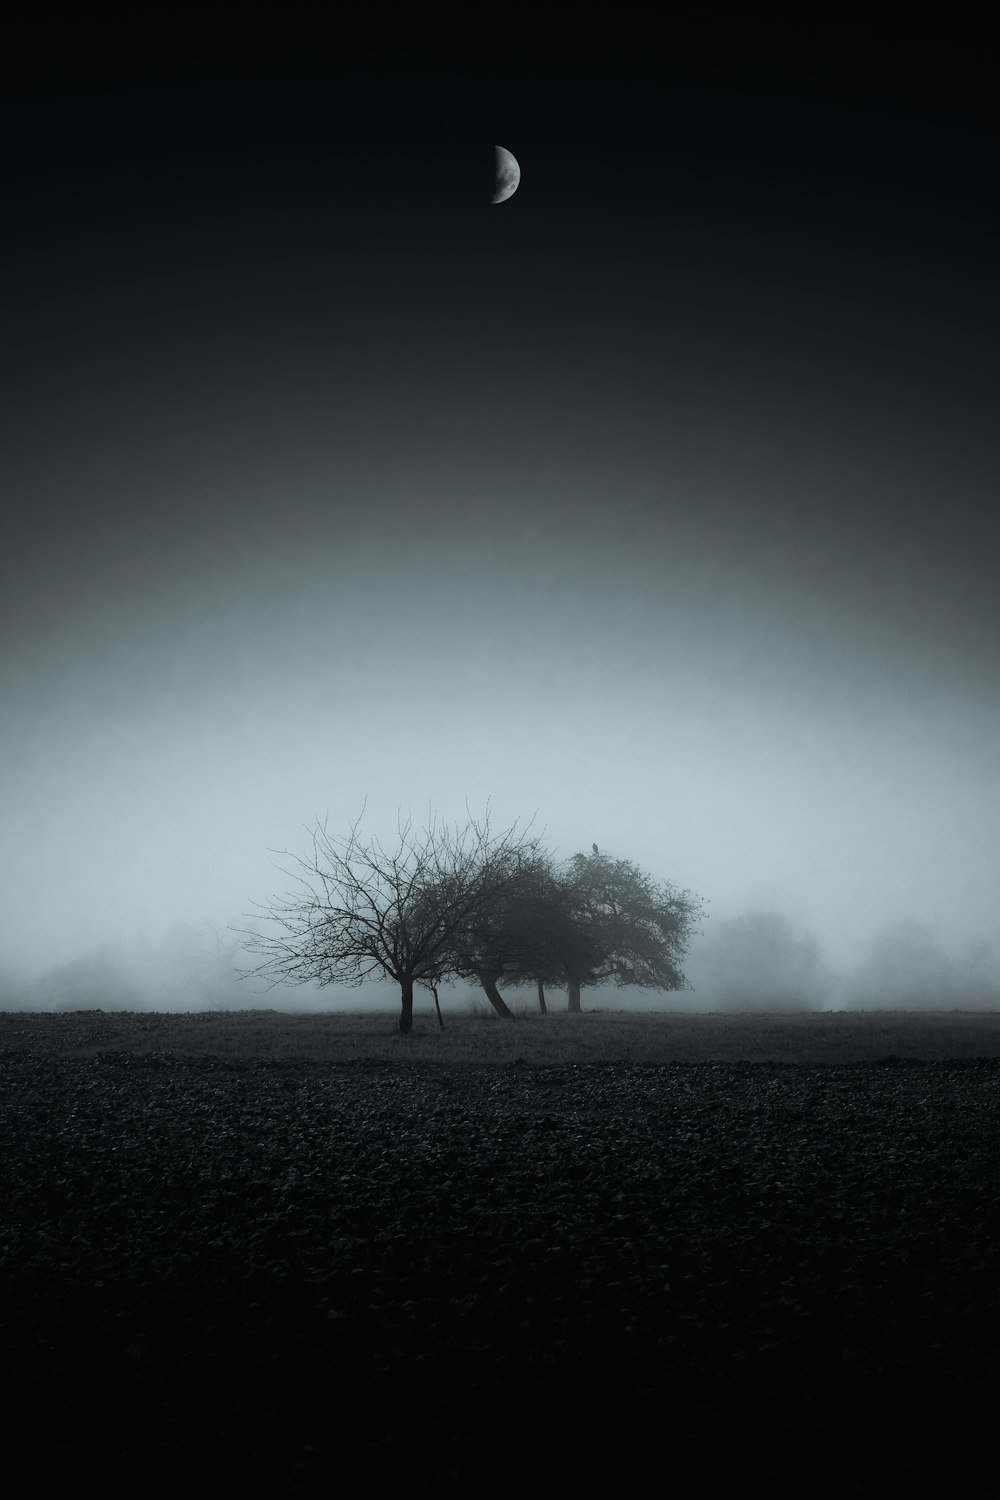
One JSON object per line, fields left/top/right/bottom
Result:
{"left": 492, "top": 145, "right": 520, "bottom": 204}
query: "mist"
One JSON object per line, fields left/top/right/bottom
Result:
{"left": 3, "top": 893, "right": 998, "bottom": 1018}
{"left": 3, "top": 52, "right": 998, "bottom": 1012}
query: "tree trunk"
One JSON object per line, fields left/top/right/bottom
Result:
{"left": 536, "top": 978, "right": 547, "bottom": 1015}
{"left": 431, "top": 983, "right": 445, "bottom": 1029}
{"left": 478, "top": 972, "right": 513, "bottom": 1018}
{"left": 399, "top": 976, "right": 414, "bottom": 1033}
{"left": 567, "top": 977, "right": 582, "bottom": 1013}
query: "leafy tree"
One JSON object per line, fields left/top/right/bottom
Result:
{"left": 37, "top": 945, "right": 142, "bottom": 1012}
{"left": 468, "top": 849, "right": 704, "bottom": 1014}
{"left": 553, "top": 851, "right": 705, "bottom": 1011}
{"left": 955, "top": 938, "right": 1000, "bottom": 1008}
{"left": 686, "top": 909, "right": 823, "bottom": 1012}
{"left": 238, "top": 807, "right": 544, "bottom": 1033}
{"left": 439, "top": 855, "right": 569, "bottom": 1016}
{"left": 848, "top": 920, "right": 957, "bottom": 1009}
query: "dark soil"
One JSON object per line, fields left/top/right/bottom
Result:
{"left": 2, "top": 1049, "right": 999, "bottom": 1494}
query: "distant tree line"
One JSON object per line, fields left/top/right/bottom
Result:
{"left": 238, "top": 808, "right": 706, "bottom": 1033}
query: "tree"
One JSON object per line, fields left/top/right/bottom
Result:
{"left": 955, "top": 938, "right": 1000, "bottom": 1009}
{"left": 437, "top": 855, "right": 568, "bottom": 1017}
{"left": 685, "top": 909, "right": 824, "bottom": 1012}
{"left": 848, "top": 920, "right": 957, "bottom": 1009}
{"left": 467, "top": 849, "right": 704, "bottom": 1014}
{"left": 238, "top": 806, "right": 545, "bottom": 1033}
{"left": 38, "top": 944, "right": 143, "bottom": 1012}
{"left": 155, "top": 920, "right": 245, "bottom": 1008}
{"left": 553, "top": 851, "right": 705, "bottom": 1011}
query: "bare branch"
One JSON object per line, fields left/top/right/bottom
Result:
{"left": 237, "top": 804, "right": 547, "bottom": 1029}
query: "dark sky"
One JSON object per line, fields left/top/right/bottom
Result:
{"left": 3, "top": 36, "right": 999, "bottom": 977}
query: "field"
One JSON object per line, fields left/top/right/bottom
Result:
{"left": 6, "top": 1003, "right": 1000, "bottom": 1065}
{"left": 3, "top": 1007, "right": 1000, "bottom": 1493}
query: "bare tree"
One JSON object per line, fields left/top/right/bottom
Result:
{"left": 237, "top": 805, "right": 544, "bottom": 1033}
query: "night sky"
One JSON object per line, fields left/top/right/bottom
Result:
{"left": 3, "top": 39, "right": 998, "bottom": 983}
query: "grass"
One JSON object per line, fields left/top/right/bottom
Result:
{"left": 4, "top": 1003, "right": 1000, "bottom": 1064}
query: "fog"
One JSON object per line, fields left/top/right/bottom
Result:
{"left": 3, "top": 895, "right": 999, "bottom": 1018}
{"left": 3, "top": 58, "right": 998, "bottom": 1011}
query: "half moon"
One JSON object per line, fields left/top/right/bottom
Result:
{"left": 492, "top": 145, "right": 520, "bottom": 204}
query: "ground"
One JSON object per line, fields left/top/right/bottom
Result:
{"left": 2, "top": 1012, "right": 998, "bottom": 1492}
